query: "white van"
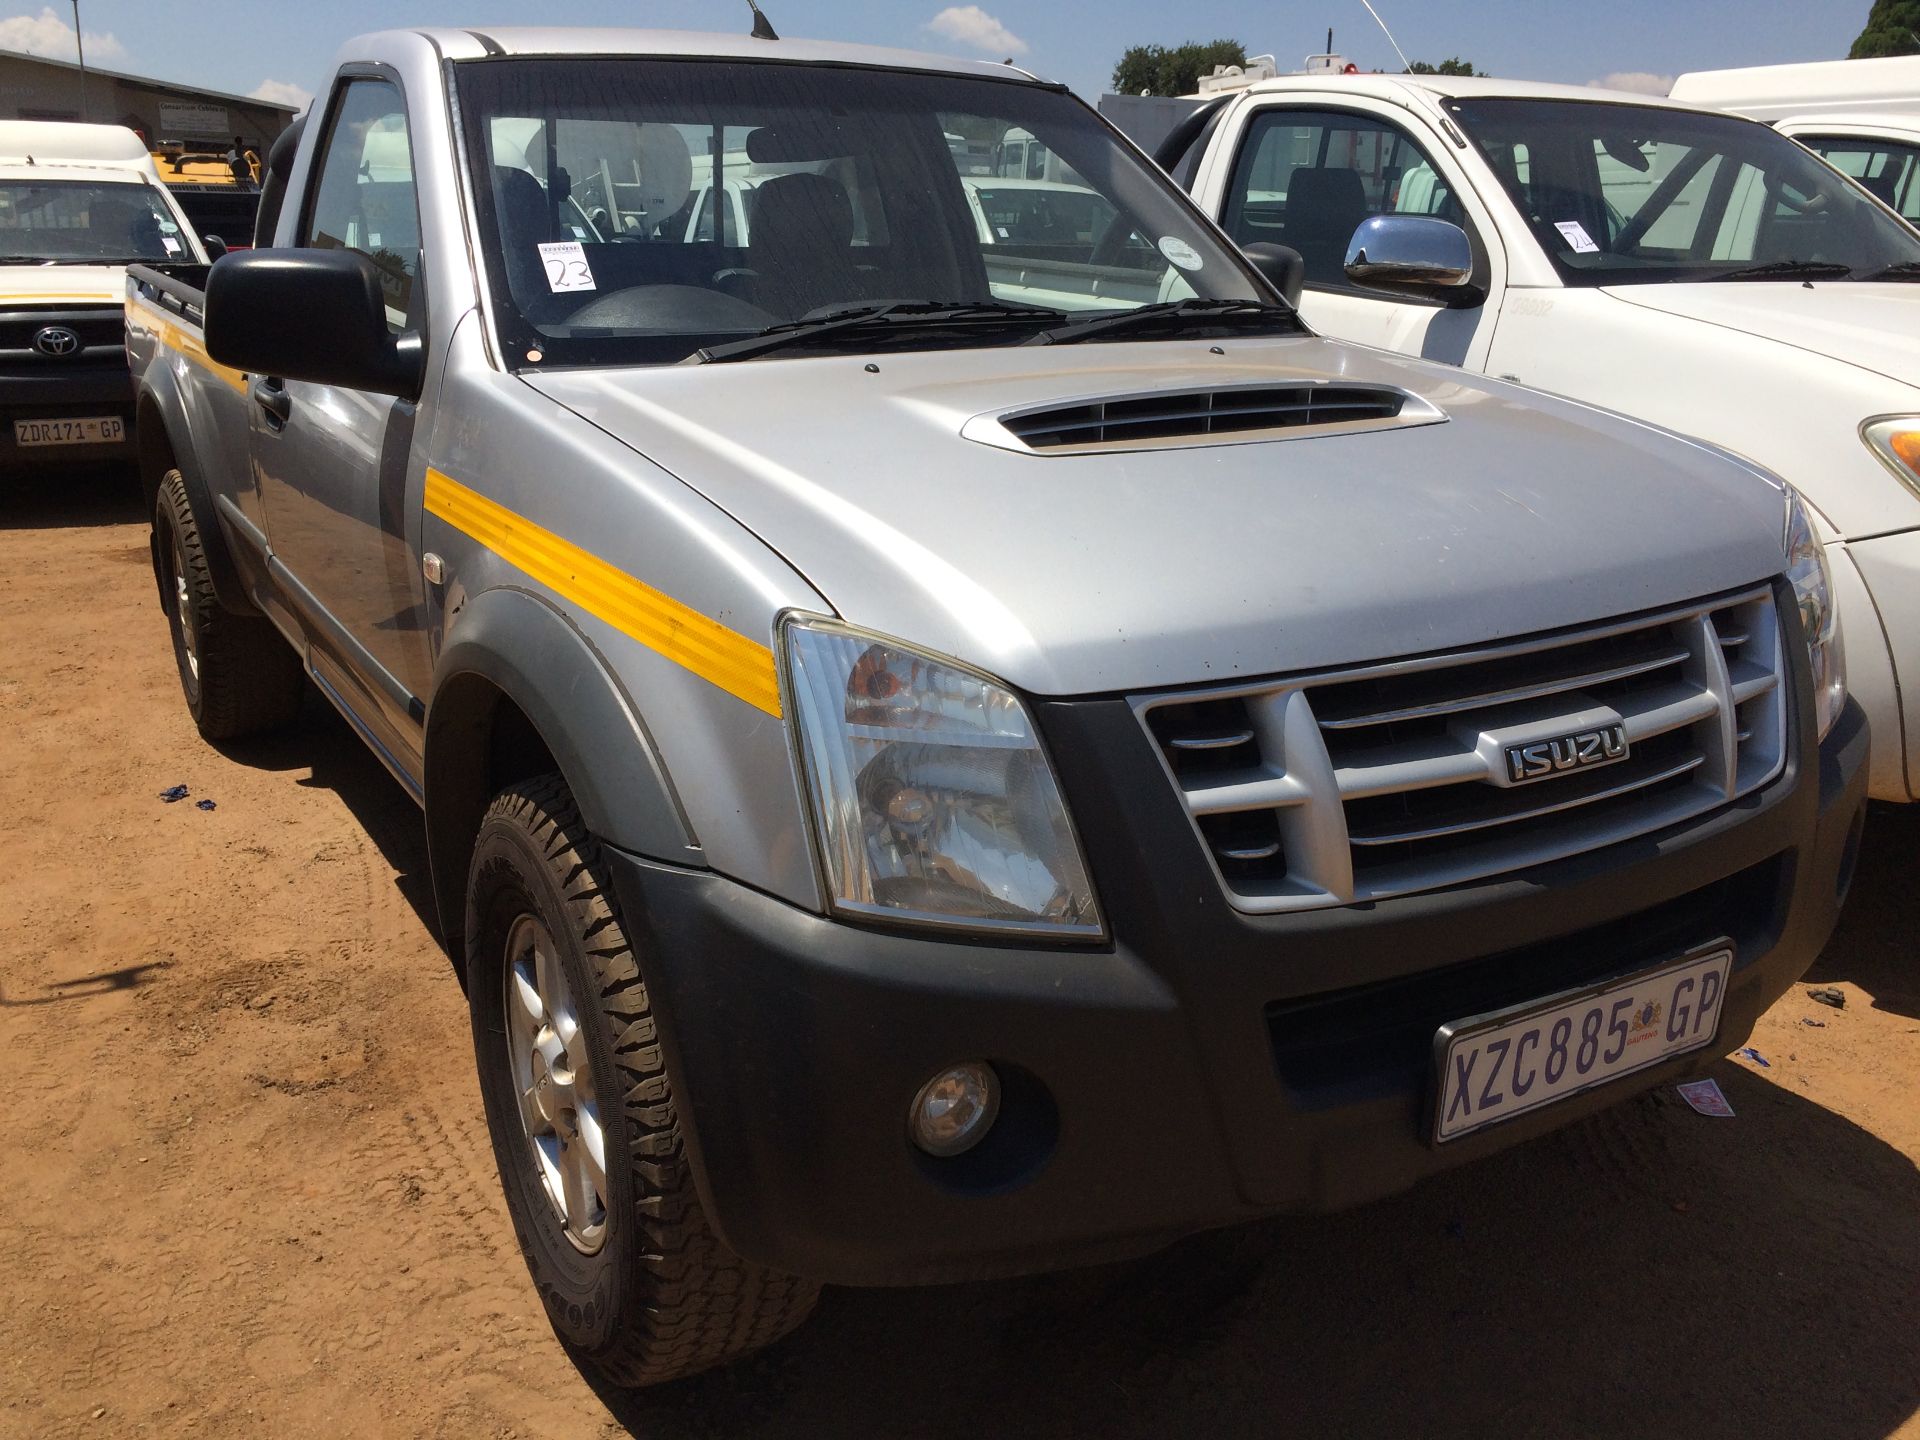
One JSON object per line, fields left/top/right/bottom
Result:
{"left": 2, "top": 121, "right": 206, "bottom": 467}
{"left": 1672, "top": 56, "right": 1920, "bottom": 227}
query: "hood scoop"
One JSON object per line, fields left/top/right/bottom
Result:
{"left": 966, "top": 381, "right": 1443, "bottom": 456}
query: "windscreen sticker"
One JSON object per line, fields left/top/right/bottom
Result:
{"left": 161, "top": 236, "right": 182, "bottom": 255}
{"left": 1554, "top": 220, "right": 1600, "bottom": 255}
{"left": 539, "top": 240, "right": 597, "bottom": 294}
{"left": 1158, "top": 236, "right": 1204, "bottom": 272}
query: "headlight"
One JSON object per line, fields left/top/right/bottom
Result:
{"left": 1862, "top": 416, "right": 1920, "bottom": 500}
{"left": 784, "top": 617, "right": 1103, "bottom": 937}
{"left": 1784, "top": 487, "right": 1846, "bottom": 742}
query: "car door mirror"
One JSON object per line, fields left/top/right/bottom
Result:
{"left": 1343, "top": 215, "right": 1479, "bottom": 306}
{"left": 201, "top": 234, "right": 228, "bottom": 261}
{"left": 1242, "top": 242, "right": 1305, "bottom": 308}
{"left": 204, "top": 248, "right": 424, "bottom": 399}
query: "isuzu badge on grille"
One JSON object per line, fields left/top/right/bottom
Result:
{"left": 1504, "top": 723, "right": 1631, "bottom": 785}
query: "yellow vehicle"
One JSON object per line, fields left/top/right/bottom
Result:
{"left": 150, "top": 141, "right": 261, "bottom": 247}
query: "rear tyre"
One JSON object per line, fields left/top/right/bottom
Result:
{"left": 154, "top": 469, "right": 304, "bottom": 740}
{"left": 467, "top": 774, "right": 820, "bottom": 1386}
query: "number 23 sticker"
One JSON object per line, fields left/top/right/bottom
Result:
{"left": 537, "top": 240, "right": 597, "bottom": 293}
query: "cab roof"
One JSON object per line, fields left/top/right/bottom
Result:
{"left": 1241, "top": 72, "right": 1714, "bottom": 115}
{"left": 0, "top": 120, "right": 153, "bottom": 169}
{"left": 385, "top": 26, "right": 1043, "bottom": 84}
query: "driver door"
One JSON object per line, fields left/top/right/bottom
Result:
{"left": 251, "top": 73, "right": 434, "bottom": 775}
{"left": 1207, "top": 99, "right": 1504, "bottom": 368}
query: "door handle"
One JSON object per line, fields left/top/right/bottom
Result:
{"left": 249, "top": 376, "right": 291, "bottom": 428}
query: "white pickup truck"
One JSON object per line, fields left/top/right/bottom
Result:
{"left": 1, "top": 121, "right": 206, "bottom": 468}
{"left": 1671, "top": 56, "right": 1920, "bottom": 230}
{"left": 1151, "top": 73, "right": 1920, "bottom": 801}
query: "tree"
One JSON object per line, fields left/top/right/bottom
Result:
{"left": 1408, "top": 57, "right": 1480, "bottom": 76}
{"left": 1851, "top": 0, "right": 1920, "bottom": 57}
{"left": 1112, "top": 40, "right": 1248, "bottom": 98}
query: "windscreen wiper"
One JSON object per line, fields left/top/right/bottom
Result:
{"left": 1022, "top": 298, "right": 1301, "bottom": 346}
{"left": 1861, "top": 260, "right": 1920, "bottom": 282}
{"left": 1707, "top": 260, "right": 1856, "bottom": 282}
{"left": 693, "top": 300, "right": 1065, "bottom": 364}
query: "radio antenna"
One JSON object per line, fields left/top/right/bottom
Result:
{"left": 746, "top": 0, "right": 779, "bottom": 40}
{"left": 1357, "top": 0, "right": 1413, "bottom": 73}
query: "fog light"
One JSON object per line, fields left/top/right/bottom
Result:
{"left": 909, "top": 1063, "right": 1000, "bottom": 1157}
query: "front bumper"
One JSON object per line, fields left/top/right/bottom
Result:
{"left": 1, "top": 368, "right": 137, "bottom": 468}
{"left": 1845, "top": 528, "right": 1920, "bottom": 801}
{"left": 606, "top": 694, "right": 1867, "bottom": 1289}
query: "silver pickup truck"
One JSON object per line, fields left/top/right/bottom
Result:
{"left": 128, "top": 26, "right": 1868, "bottom": 1387}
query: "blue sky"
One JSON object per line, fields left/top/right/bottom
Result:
{"left": 0, "top": 1, "right": 1872, "bottom": 112}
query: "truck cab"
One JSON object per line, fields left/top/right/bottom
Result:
{"left": 128, "top": 28, "right": 1865, "bottom": 1389}
{"left": 1, "top": 121, "right": 205, "bottom": 469}
{"left": 1158, "top": 73, "right": 1920, "bottom": 803}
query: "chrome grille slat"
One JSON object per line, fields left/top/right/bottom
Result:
{"left": 1169, "top": 729, "right": 1256, "bottom": 751}
{"left": 1217, "top": 841, "right": 1283, "bottom": 862}
{"left": 1315, "top": 646, "right": 1691, "bottom": 730}
{"left": 1347, "top": 755, "right": 1707, "bottom": 846}
{"left": 1134, "top": 585, "right": 1789, "bottom": 915}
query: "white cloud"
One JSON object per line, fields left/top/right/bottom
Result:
{"left": 0, "top": 5, "right": 128, "bottom": 63}
{"left": 1592, "top": 71, "right": 1675, "bottom": 97}
{"left": 927, "top": 5, "right": 1028, "bottom": 57}
{"left": 248, "top": 79, "right": 312, "bottom": 111}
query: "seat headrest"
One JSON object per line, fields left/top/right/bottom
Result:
{"left": 750, "top": 173, "right": 855, "bottom": 252}
{"left": 495, "top": 165, "right": 557, "bottom": 248}
{"left": 1286, "top": 166, "right": 1368, "bottom": 214}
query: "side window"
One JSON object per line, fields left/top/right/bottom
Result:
{"left": 1224, "top": 109, "right": 1466, "bottom": 290}
{"left": 1807, "top": 138, "right": 1920, "bottom": 221}
{"left": 303, "top": 78, "right": 422, "bottom": 333}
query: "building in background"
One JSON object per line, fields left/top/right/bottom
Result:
{"left": 0, "top": 47, "right": 298, "bottom": 153}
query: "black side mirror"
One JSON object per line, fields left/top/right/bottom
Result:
{"left": 201, "top": 234, "right": 228, "bottom": 261}
{"left": 205, "top": 248, "right": 423, "bottom": 399}
{"left": 1242, "top": 242, "right": 1305, "bottom": 309}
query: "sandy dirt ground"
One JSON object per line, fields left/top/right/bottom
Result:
{"left": 1, "top": 468, "right": 1916, "bottom": 1440}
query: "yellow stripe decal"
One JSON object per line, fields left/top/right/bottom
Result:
{"left": 424, "top": 468, "right": 783, "bottom": 718}
{"left": 130, "top": 297, "right": 248, "bottom": 395}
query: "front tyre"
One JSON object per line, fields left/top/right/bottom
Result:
{"left": 466, "top": 775, "right": 819, "bottom": 1386}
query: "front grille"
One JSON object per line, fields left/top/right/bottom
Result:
{"left": 0, "top": 306, "right": 126, "bottom": 372}
{"left": 970, "top": 381, "right": 1443, "bottom": 455}
{"left": 1136, "top": 585, "right": 1788, "bottom": 913}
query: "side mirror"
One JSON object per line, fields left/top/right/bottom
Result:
{"left": 1242, "top": 241, "right": 1305, "bottom": 309}
{"left": 205, "top": 248, "right": 423, "bottom": 399}
{"left": 201, "top": 234, "right": 228, "bottom": 261}
{"left": 1344, "top": 216, "right": 1478, "bottom": 305}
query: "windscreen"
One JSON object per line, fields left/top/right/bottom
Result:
{"left": 0, "top": 180, "right": 188, "bottom": 263}
{"left": 1450, "top": 98, "right": 1920, "bottom": 284}
{"left": 454, "top": 58, "right": 1266, "bottom": 367}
